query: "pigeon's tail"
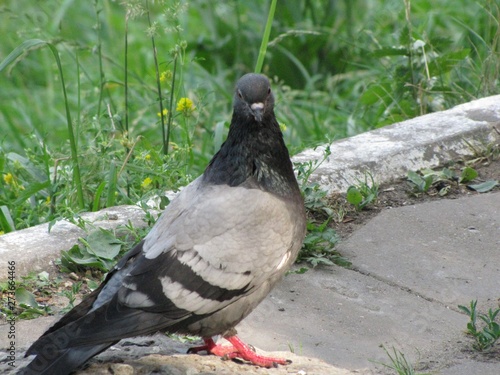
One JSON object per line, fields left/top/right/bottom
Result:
{"left": 20, "top": 342, "right": 113, "bottom": 375}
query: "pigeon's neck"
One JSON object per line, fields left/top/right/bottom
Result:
{"left": 203, "top": 116, "right": 300, "bottom": 198}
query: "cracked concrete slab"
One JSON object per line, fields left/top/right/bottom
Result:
{"left": 339, "top": 192, "right": 500, "bottom": 309}
{"left": 240, "top": 266, "right": 467, "bottom": 372}
{"left": 239, "top": 192, "right": 500, "bottom": 374}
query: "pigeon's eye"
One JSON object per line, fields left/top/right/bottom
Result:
{"left": 267, "top": 88, "right": 271, "bottom": 95}
{"left": 237, "top": 90, "right": 243, "bottom": 99}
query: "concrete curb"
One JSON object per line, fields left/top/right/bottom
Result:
{"left": 1, "top": 95, "right": 499, "bottom": 280}
{"left": 293, "top": 95, "right": 500, "bottom": 193}
{"left": 0, "top": 206, "right": 150, "bottom": 278}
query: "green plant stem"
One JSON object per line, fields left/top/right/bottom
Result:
{"left": 47, "top": 43, "right": 85, "bottom": 209}
{"left": 146, "top": 0, "right": 167, "bottom": 155}
{"left": 123, "top": 10, "right": 131, "bottom": 198}
{"left": 404, "top": 0, "right": 416, "bottom": 101}
{"left": 255, "top": 0, "right": 277, "bottom": 73}
{"left": 124, "top": 13, "right": 129, "bottom": 135}
{"left": 94, "top": 0, "right": 105, "bottom": 116}
{"left": 166, "top": 55, "right": 177, "bottom": 156}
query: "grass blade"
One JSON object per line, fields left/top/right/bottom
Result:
{"left": 0, "top": 205, "right": 16, "bottom": 233}
{"left": 255, "top": 0, "right": 277, "bottom": 74}
{"left": 0, "top": 39, "right": 47, "bottom": 73}
{"left": 106, "top": 162, "right": 118, "bottom": 208}
{"left": 92, "top": 181, "right": 107, "bottom": 212}
{"left": 1, "top": 39, "right": 85, "bottom": 210}
{"left": 45, "top": 42, "right": 85, "bottom": 210}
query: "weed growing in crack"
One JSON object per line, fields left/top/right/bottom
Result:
{"left": 0, "top": 272, "right": 56, "bottom": 320}
{"left": 458, "top": 300, "right": 500, "bottom": 351}
{"left": 375, "top": 346, "right": 430, "bottom": 375}
{"left": 406, "top": 165, "right": 499, "bottom": 195}
{"left": 294, "top": 147, "right": 351, "bottom": 268}
{"left": 346, "top": 172, "right": 379, "bottom": 211}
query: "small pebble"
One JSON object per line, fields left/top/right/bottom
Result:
{"left": 109, "top": 363, "right": 134, "bottom": 375}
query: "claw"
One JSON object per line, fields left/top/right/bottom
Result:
{"left": 187, "top": 335, "right": 291, "bottom": 368}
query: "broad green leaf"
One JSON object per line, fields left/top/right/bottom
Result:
{"left": 346, "top": 186, "right": 363, "bottom": 207}
{"left": 406, "top": 170, "right": 436, "bottom": 193}
{"left": 38, "top": 271, "right": 50, "bottom": 281}
{"left": 467, "top": 180, "right": 499, "bottom": 193}
{"left": 85, "top": 229, "right": 122, "bottom": 260}
{"left": 428, "top": 49, "right": 470, "bottom": 76}
{"left": 460, "top": 167, "right": 478, "bottom": 183}
{"left": 441, "top": 168, "right": 456, "bottom": 180}
{"left": 359, "top": 82, "right": 391, "bottom": 105}
{"left": 399, "top": 25, "right": 410, "bottom": 45}
{"left": 407, "top": 171, "right": 433, "bottom": 192}
{"left": 15, "top": 288, "right": 39, "bottom": 308}
{"left": 420, "top": 168, "right": 435, "bottom": 177}
{"left": 407, "top": 170, "right": 424, "bottom": 185}
{"left": 60, "top": 245, "right": 111, "bottom": 272}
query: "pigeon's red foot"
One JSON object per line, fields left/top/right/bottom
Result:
{"left": 187, "top": 335, "right": 291, "bottom": 368}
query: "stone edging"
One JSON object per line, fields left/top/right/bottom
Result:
{"left": 1, "top": 95, "right": 499, "bottom": 279}
{"left": 293, "top": 94, "right": 500, "bottom": 193}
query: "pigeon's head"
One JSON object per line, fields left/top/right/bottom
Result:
{"left": 233, "top": 73, "right": 274, "bottom": 123}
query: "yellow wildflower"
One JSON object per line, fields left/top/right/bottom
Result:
{"left": 157, "top": 108, "right": 168, "bottom": 117}
{"left": 141, "top": 177, "right": 153, "bottom": 189}
{"left": 120, "top": 132, "right": 133, "bottom": 149}
{"left": 279, "top": 123, "right": 287, "bottom": 132}
{"left": 176, "top": 97, "right": 195, "bottom": 116}
{"left": 145, "top": 153, "right": 151, "bottom": 161}
{"left": 3, "top": 173, "right": 13, "bottom": 185}
{"left": 160, "top": 70, "right": 172, "bottom": 83}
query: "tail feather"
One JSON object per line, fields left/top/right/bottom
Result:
{"left": 20, "top": 343, "right": 112, "bottom": 375}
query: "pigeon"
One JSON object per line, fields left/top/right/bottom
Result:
{"left": 21, "top": 73, "right": 306, "bottom": 374}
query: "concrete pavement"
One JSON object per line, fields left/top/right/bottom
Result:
{"left": 2, "top": 190, "right": 498, "bottom": 374}
{"left": 240, "top": 191, "right": 500, "bottom": 374}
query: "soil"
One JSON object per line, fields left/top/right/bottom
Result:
{"left": 328, "top": 156, "right": 500, "bottom": 241}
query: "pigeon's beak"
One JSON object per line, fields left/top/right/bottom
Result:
{"left": 250, "top": 102, "right": 264, "bottom": 122}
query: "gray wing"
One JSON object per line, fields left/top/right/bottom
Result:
{"left": 29, "top": 177, "right": 302, "bottom": 349}
{"left": 135, "top": 177, "right": 301, "bottom": 315}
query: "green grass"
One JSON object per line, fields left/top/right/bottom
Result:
{"left": 459, "top": 300, "right": 500, "bottom": 351}
{"left": 0, "top": 0, "right": 499, "bottom": 233}
{"left": 376, "top": 346, "right": 430, "bottom": 375}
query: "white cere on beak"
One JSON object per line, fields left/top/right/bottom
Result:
{"left": 251, "top": 102, "right": 264, "bottom": 110}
